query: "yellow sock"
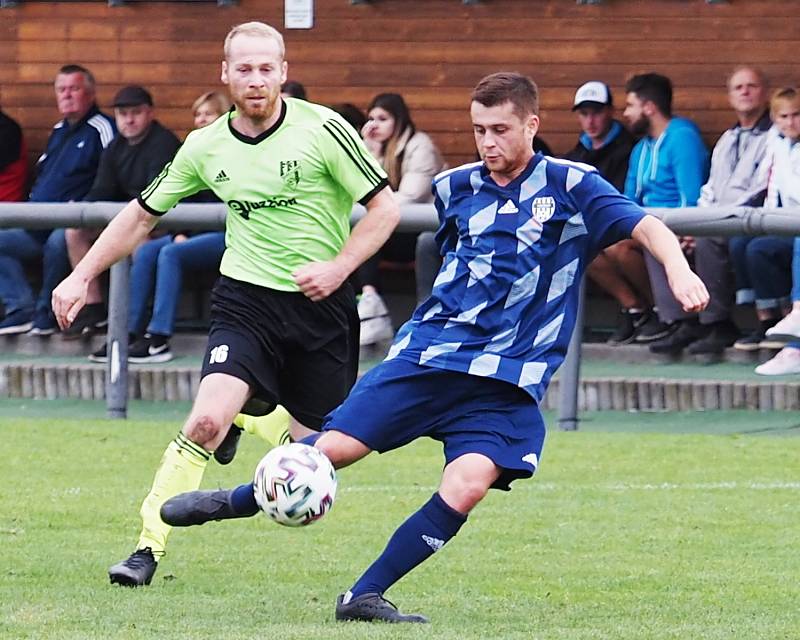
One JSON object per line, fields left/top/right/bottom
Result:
{"left": 233, "top": 405, "right": 291, "bottom": 448}
{"left": 137, "top": 432, "right": 209, "bottom": 557}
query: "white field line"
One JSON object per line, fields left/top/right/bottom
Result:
{"left": 340, "top": 481, "right": 800, "bottom": 493}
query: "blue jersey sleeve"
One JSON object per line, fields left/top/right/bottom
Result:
{"left": 571, "top": 170, "right": 646, "bottom": 251}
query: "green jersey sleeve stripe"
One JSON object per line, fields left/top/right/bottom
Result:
{"left": 140, "top": 161, "right": 172, "bottom": 201}
{"left": 359, "top": 178, "right": 390, "bottom": 206}
{"left": 325, "top": 118, "right": 383, "bottom": 184}
{"left": 322, "top": 120, "right": 383, "bottom": 185}
{"left": 136, "top": 195, "right": 167, "bottom": 216}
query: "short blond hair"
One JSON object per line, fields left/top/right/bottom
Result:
{"left": 771, "top": 87, "right": 800, "bottom": 116}
{"left": 192, "top": 91, "right": 230, "bottom": 117}
{"left": 223, "top": 22, "right": 285, "bottom": 60}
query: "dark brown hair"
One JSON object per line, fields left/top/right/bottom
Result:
{"left": 471, "top": 72, "right": 539, "bottom": 118}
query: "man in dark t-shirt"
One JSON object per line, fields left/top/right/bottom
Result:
{"left": 63, "top": 85, "right": 181, "bottom": 338}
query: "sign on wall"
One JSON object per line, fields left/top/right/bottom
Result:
{"left": 285, "top": 0, "right": 313, "bottom": 29}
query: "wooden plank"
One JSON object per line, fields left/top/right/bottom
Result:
{"left": 4, "top": 0, "right": 798, "bottom": 169}
{"left": 309, "top": 0, "right": 800, "bottom": 20}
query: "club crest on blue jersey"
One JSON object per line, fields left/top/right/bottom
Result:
{"left": 531, "top": 196, "right": 556, "bottom": 223}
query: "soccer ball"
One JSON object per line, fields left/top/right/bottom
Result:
{"left": 252, "top": 443, "right": 337, "bottom": 527}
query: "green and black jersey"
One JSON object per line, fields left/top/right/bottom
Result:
{"left": 138, "top": 98, "right": 388, "bottom": 291}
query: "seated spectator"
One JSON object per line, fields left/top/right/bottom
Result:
{"left": 64, "top": 85, "right": 181, "bottom": 339}
{"left": 356, "top": 93, "right": 444, "bottom": 346}
{"left": 90, "top": 91, "right": 230, "bottom": 364}
{"left": 563, "top": 81, "right": 663, "bottom": 345}
{"left": 192, "top": 90, "right": 230, "bottom": 128}
{"left": 727, "top": 86, "right": 795, "bottom": 355}
{"left": 331, "top": 102, "right": 367, "bottom": 133}
{"left": 622, "top": 72, "right": 712, "bottom": 355}
{"left": 0, "top": 64, "right": 114, "bottom": 335}
{"left": 0, "top": 106, "right": 28, "bottom": 204}
{"left": 281, "top": 80, "right": 307, "bottom": 100}
{"left": 752, "top": 88, "right": 800, "bottom": 374}
{"left": 682, "top": 66, "right": 772, "bottom": 355}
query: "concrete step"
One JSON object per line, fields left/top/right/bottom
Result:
{"left": 0, "top": 332, "right": 774, "bottom": 364}
{"left": 0, "top": 347, "right": 795, "bottom": 411}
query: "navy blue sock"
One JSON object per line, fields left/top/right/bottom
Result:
{"left": 230, "top": 482, "right": 259, "bottom": 516}
{"left": 298, "top": 432, "right": 321, "bottom": 446}
{"left": 348, "top": 492, "right": 467, "bottom": 598}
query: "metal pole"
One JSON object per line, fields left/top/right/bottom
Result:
{"left": 106, "top": 258, "right": 129, "bottom": 419}
{"left": 558, "top": 277, "right": 585, "bottom": 431}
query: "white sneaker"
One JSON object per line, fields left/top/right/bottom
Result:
{"left": 755, "top": 347, "right": 800, "bottom": 375}
{"left": 358, "top": 291, "right": 394, "bottom": 346}
{"left": 765, "top": 311, "right": 800, "bottom": 342}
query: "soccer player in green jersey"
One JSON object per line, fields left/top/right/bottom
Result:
{"left": 52, "top": 21, "right": 400, "bottom": 587}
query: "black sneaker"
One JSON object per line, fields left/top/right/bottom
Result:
{"left": 733, "top": 328, "right": 766, "bottom": 352}
{"left": 335, "top": 592, "right": 429, "bottom": 624}
{"left": 160, "top": 488, "right": 258, "bottom": 527}
{"left": 213, "top": 425, "right": 243, "bottom": 465}
{"left": 606, "top": 309, "right": 639, "bottom": 346}
{"left": 687, "top": 321, "right": 740, "bottom": 355}
{"left": 634, "top": 314, "right": 675, "bottom": 343}
{"left": 128, "top": 334, "right": 173, "bottom": 364}
{"left": 108, "top": 547, "right": 157, "bottom": 587}
{"left": 649, "top": 319, "right": 708, "bottom": 355}
{"left": 62, "top": 303, "right": 107, "bottom": 341}
{"left": 89, "top": 343, "right": 108, "bottom": 363}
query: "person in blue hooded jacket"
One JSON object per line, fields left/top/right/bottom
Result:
{"left": 623, "top": 73, "right": 710, "bottom": 352}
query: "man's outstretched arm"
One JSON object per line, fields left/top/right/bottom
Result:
{"left": 52, "top": 199, "right": 159, "bottom": 328}
{"left": 631, "top": 215, "right": 710, "bottom": 313}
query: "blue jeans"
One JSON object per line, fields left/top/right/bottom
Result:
{"left": 728, "top": 236, "right": 793, "bottom": 310}
{"left": 0, "top": 228, "right": 69, "bottom": 318}
{"left": 128, "top": 232, "right": 225, "bottom": 336}
{"left": 792, "top": 237, "right": 800, "bottom": 303}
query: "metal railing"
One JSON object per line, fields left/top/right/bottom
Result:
{"left": 2, "top": 201, "right": 799, "bottom": 422}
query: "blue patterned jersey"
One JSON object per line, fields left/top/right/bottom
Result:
{"left": 386, "top": 153, "right": 646, "bottom": 402}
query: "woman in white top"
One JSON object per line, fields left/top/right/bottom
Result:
{"left": 357, "top": 93, "right": 445, "bottom": 346}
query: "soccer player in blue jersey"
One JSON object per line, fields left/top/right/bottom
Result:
{"left": 161, "top": 72, "right": 709, "bottom": 623}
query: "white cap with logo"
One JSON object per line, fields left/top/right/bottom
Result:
{"left": 572, "top": 81, "right": 613, "bottom": 111}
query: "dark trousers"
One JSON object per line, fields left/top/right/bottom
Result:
{"left": 646, "top": 236, "right": 734, "bottom": 325}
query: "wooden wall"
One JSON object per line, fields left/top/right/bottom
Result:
{"left": 1, "top": 0, "right": 799, "bottom": 169}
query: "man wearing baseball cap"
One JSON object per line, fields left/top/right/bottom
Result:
{"left": 63, "top": 84, "right": 181, "bottom": 339}
{"left": 563, "top": 81, "right": 666, "bottom": 346}
{"left": 565, "top": 81, "right": 635, "bottom": 191}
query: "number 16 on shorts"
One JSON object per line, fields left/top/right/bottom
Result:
{"left": 209, "top": 344, "right": 229, "bottom": 364}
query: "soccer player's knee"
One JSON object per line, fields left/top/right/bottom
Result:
{"left": 184, "top": 414, "right": 224, "bottom": 446}
{"left": 441, "top": 475, "right": 490, "bottom": 513}
{"left": 315, "top": 431, "right": 366, "bottom": 468}
{"left": 456, "top": 480, "right": 489, "bottom": 511}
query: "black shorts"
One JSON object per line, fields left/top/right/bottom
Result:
{"left": 201, "top": 276, "right": 359, "bottom": 429}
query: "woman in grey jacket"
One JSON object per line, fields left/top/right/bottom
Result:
{"left": 357, "top": 93, "right": 445, "bottom": 346}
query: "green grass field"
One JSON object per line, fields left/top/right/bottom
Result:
{"left": 1, "top": 403, "right": 798, "bottom": 639}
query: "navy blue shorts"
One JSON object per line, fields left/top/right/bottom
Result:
{"left": 322, "top": 358, "right": 546, "bottom": 490}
